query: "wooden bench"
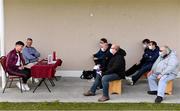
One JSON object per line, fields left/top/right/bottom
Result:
{"left": 164, "top": 80, "right": 173, "bottom": 95}
{"left": 141, "top": 72, "right": 173, "bottom": 95}
{"left": 109, "top": 80, "right": 122, "bottom": 95}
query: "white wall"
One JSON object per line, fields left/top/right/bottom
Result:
{"left": 4, "top": 0, "right": 180, "bottom": 72}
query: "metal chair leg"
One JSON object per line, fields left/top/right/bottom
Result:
{"left": 19, "top": 78, "right": 23, "bottom": 93}
{"left": 8, "top": 78, "right": 13, "bottom": 88}
{"left": 29, "top": 77, "right": 35, "bottom": 84}
{"left": 2, "top": 78, "right": 9, "bottom": 93}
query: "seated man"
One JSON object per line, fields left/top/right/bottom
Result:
{"left": 93, "top": 38, "right": 112, "bottom": 68}
{"left": 81, "top": 38, "right": 112, "bottom": 80}
{"left": 22, "top": 38, "right": 40, "bottom": 64}
{"left": 6, "top": 41, "right": 31, "bottom": 91}
{"left": 93, "top": 38, "right": 126, "bottom": 75}
{"left": 126, "top": 40, "right": 159, "bottom": 85}
{"left": 84, "top": 44, "right": 126, "bottom": 102}
{"left": 147, "top": 46, "right": 179, "bottom": 103}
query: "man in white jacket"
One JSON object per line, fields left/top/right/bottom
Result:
{"left": 147, "top": 46, "right": 179, "bottom": 103}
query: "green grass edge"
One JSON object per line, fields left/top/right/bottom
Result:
{"left": 0, "top": 102, "right": 180, "bottom": 110}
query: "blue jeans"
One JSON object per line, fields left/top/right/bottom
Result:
{"left": 148, "top": 72, "right": 176, "bottom": 97}
{"left": 90, "top": 74, "right": 120, "bottom": 97}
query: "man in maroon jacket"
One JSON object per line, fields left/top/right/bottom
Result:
{"left": 6, "top": 41, "right": 31, "bottom": 91}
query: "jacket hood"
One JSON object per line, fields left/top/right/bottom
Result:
{"left": 116, "top": 48, "right": 126, "bottom": 56}
{"left": 169, "top": 50, "right": 177, "bottom": 57}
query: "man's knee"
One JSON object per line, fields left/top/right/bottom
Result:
{"left": 159, "top": 78, "right": 168, "bottom": 84}
{"left": 102, "top": 76, "right": 109, "bottom": 83}
{"left": 139, "top": 67, "right": 151, "bottom": 74}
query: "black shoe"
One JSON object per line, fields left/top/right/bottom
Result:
{"left": 83, "top": 91, "right": 95, "bottom": 96}
{"left": 155, "top": 96, "right": 163, "bottom": 103}
{"left": 98, "top": 96, "right": 110, "bottom": 102}
{"left": 147, "top": 91, "right": 157, "bottom": 95}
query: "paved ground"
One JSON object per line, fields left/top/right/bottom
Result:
{"left": 0, "top": 76, "right": 180, "bottom": 103}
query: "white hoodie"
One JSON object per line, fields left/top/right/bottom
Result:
{"left": 151, "top": 51, "right": 179, "bottom": 76}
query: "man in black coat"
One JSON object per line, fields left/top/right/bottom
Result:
{"left": 84, "top": 44, "right": 126, "bottom": 102}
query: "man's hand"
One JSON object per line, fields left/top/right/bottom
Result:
{"left": 97, "top": 71, "right": 102, "bottom": 76}
{"left": 18, "top": 66, "right": 24, "bottom": 70}
{"left": 147, "top": 70, "right": 153, "bottom": 77}
{"left": 157, "top": 74, "right": 162, "bottom": 79}
{"left": 93, "top": 65, "right": 100, "bottom": 70}
{"left": 93, "top": 57, "right": 98, "bottom": 60}
{"left": 38, "top": 58, "right": 42, "bottom": 62}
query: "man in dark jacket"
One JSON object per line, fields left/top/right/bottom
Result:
{"left": 84, "top": 44, "right": 126, "bottom": 102}
{"left": 126, "top": 40, "right": 159, "bottom": 85}
{"left": 6, "top": 41, "right": 31, "bottom": 91}
{"left": 93, "top": 38, "right": 112, "bottom": 67}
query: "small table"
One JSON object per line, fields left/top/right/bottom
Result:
{"left": 31, "top": 59, "right": 62, "bottom": 93}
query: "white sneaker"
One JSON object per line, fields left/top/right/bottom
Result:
{"left": 126, "top": 77, "right": 134, "bottom": 85}
{"left": 29, "top": 77, "right": 33, "bottom": 82}
{"left": 16, "top": 82, "right": 26, "bottom": 91}
{"left": 23, "top": 84, "right": 30, "bottom": 91}
{"left": 29, "top": 77, "right": 39, "bottom": 83}
{"left": 34, "top": 78, "right": 39, "bottom": 83}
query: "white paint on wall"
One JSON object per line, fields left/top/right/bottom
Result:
{"left": 4, "top": 0, "right": 180, "bottom": 71}
{"left": 0, "top": 0, "right": 5, "bottom": 88}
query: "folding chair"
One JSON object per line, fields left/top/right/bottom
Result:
{"left": 0, "top": 56, "right": 23, "bottom": 93}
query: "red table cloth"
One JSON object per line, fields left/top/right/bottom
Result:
{"left": 31, "top": 59, "right": 62, "bottom": 78}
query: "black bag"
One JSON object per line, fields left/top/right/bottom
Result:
{"left": 80, "top": 70, "right": 96, "bottom": 80}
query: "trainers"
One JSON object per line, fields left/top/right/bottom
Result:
{"left": 34, "top": 78, "right": 39, "bottom": 83}
{"left": 16, "top": 82, "right": 25, "bottom": 91}
{"left": 29, "top": 77, "right": 39, "bottom": 83}
{"left": 155, "top": 96, "right": 163, "bottom": 103}
{"left": 98, "top": 96, "right": 110, "bottom": 102}
{"left": 23, "top": 84, "right": 30, "bottom": 91}
{"left": 83, "top": 91, "right": 95, "bottom": 96}
{"left": 126, "top": 77, "right": 134, "bottom": 85}
{"left": 147, "top": 91, "right": 157, "bottom": 95}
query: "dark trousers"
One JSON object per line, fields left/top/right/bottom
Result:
{"left": 17, "top": 68, "right": 31, "bottom": 83}
{"left": 125, "top": 64, "right": 141, "bottom": 76}
{"left": 126, "top": 64, "right": 152, "bottom": 84}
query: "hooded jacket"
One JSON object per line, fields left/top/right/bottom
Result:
{"left": 102, "top": 48, "right": 126, "bottom": 79}
{"left": 93, "top": 44, "right": 112, "bottom": 65}
{"left": 151, "top": 51, "right": 179, "bottom": 76}
{"left": 6, "top": 49, "right": 25, "bottom": 72}
{"left": 140, "top": 46, "right": 160, "bottom": 66}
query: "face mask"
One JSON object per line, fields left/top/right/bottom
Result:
{"left": 149, "top": 46, "right": 153, "bottom": 50}
{"left": 101, "top": 48, "right": 105, "bottom": 52}
{"left": 110, "top": 49, "right": 113, "bottom": 54}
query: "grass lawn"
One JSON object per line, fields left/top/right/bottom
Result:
{"left": 0, "top": 102, "right": 180, "bottom": 110}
